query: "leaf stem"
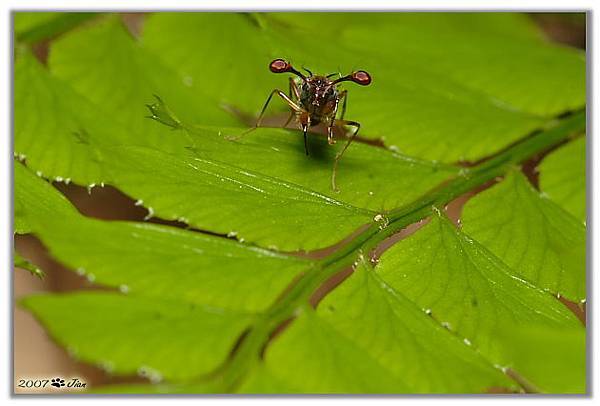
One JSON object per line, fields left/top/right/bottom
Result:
{"left": 217, "top": 110, "right": 586, "bottom": 391}
{"left": 505, "top": 368, "right": 542, "bottom": 393}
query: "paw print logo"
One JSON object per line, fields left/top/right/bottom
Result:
{"left": 51, "top": 378, "right": 65, "bottom": 388}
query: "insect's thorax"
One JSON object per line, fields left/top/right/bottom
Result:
{"left": 299, "top": 76, "right": 339, "bottom": 125}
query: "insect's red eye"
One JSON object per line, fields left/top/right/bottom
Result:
{"left": 351, "top": 70, "right": 372, "bottom": 86}
{"left": 269, "top": 59, "right": 290, "bottom": 73}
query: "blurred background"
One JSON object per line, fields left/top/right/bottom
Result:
{"left": 13, "top": 12, "right": 586, "bottom": 393}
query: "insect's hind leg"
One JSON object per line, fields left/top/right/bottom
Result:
{"left": 227, "top": 89, "right": 302, "bottom": 141}
{"left": 282, "top": 111, "right": 295, "bottom": 129}
{"left": 331, "top": 119, "right": 360, "bottom": 192}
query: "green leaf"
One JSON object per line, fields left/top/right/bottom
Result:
{"left": 93, "top": 123, "right": 456, "bottom": 250}
{"left": 14, "top": 251, "right": 45, "bottom": 279}
{"left": 15, "top": 12, "right": 98, "bottom": 43}
{"left": 22, "top": 215, "right": 309, "bottom": 312}
{"left": 332, "top": 13, "right": 585, "bottom": 116}
{"left": 14, "top": 161, "right": 79, "bottom": 234}
{"left": 17, "top": 19, "right": 460, "bottom": 251}
{"left": 15, "top": 160, "right": 308, "bottom": 313}
{"left": 462, "top": 171, "right": 586, "bottom": 301}
{"left": 241, "top": 307, "right": 411, "bottom": 393}
{"left": 16, "top": 160, "right": 311, "bottom": 382}
{"left": 15, "top": 12, "right": 58, "bottom": 34}
{"left": 241, "top": 257, "right": 518, "bottom": 393}
{"left": 539, "top": 136, "right": 586, "bottom": 223}
{"left": 374, "top": 210, "right": 580, "bottom": 364}
{"left": 15, "top": 18, "right": 240, "bottom": 185}
{"left": 289, "top": 260, "right": 512, "bottom": 393}
{"left": 142, "top": 13, "right": 584, "bottom": 161}
{"left": 141, "top": 14, "right": 282, "bottom": 113}
{"left": 14, "top": 52, "right": 117, "bottom": 184}
{"left": 49, "top": 18, "right": 239, "bottom": 136}
{"left": 498, "top": 325, "right": 586, "bottom": 393}
{"left": 22, "top": 292, "right": 251, "bottom": 381}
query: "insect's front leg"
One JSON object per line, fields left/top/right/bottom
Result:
{"left": 326, "top": 90, "right": 346, "bottom": 145}
{"left": 282, "top": 78, "right": 302, "bottom": 129}
{"left": 299, "top": 112, "right": 311, "bottom": 156}
{"left": 327, "top": 124, "right": 336, "bottom": 145}
{"left": 289, "top": 77, "right": 301, "bottom": 100}
{"left": 331, "top": 118, "right": 361, "bottom": 192}
{"left": 326, "top": 90, "right": 348, "bottom": 145}
{"left": 338, "top": 90, "right": 348, "bottom": 121}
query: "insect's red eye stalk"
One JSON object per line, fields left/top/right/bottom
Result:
{"left": 351, "top": 70, "right": 372, "bottom": 86}
{"left": 269, "top": 59, "right": 291, "bottom": 73}
{"left": 269, "top": 58, "right": 306, "bottom": 79}
{"left": 332, "top": 70, "right": 372, "bottom": 86}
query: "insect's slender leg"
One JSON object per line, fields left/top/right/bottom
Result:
{"left": 326, "top": 90, "right": 346, "bottom": 145}
{"left": 302, "top": 124, "right": 309, "bottom": 155}
{"left": 327, "top": 103, "right": 340, "bottom": 145}
{"left": 289, "top": 77, "right": 301, "bottom": 100}
{"left": 327, "top": 124, "right": 336, "bottom": 145}
{"left": 338, "top": 90, "right": 348, "bottom": 120}
{"left": 331, "top": 119, "right": 360, "bottom": 192}
{"left": 255, "top": 90, "right": 302, "bottom": 129}
{"left": 299, "top": 112, "right": 311, "bottom": 156}
{"left": 282, "top": 112, "right": 295, "bottom": 128}
{"left": 282, "top": 78, "right": 302, "bottom": 129}
{"left": 228, "top": 89, "right": 302, "bottom": 141}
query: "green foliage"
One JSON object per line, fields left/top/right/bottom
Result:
{"left": 142, "top": 13, "right": 584, "bottom": 161}
{"left": 497, "top": 325, "right": 586, "bottom": 393}
{"left": 14, "top": 251, "right": 45, "bottom": 279}
{"left": 15, "top": 161, "right": 308, "bottom": 312}
{"left": 13, "top": 159, "right": 79, "bottom": 234}
{"left": 539, "top": 136, "right": 587, "bottom": 223}
{"left": 462, "top": 171, "right": 586, "bottom": 301}
{"left": 15, "top": 52, "right": 110, "bottom": 185}
{"left": 245, "top": 261, "right": 515, "bottom": 393}
{"left": 375, "top": 210, "right": 580, "bottom": 363}
{"left": 22, "top": 292, "right": 252, "bottom": 381}
{"left": 49, "top": 19, "right": 239, "bottom": 135}
{"left": 14, "top": 12, "right": 586, "bottom": 394}
{"left": 14, "top": 12, "right": 97, "bottom": 44}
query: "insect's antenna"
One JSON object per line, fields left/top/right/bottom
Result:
{"left": 289, "top": 67, "right": 307, "bottom": 80}
{"left": 269, "top": 58, "right": 306, "bottom": 80}
{"left": 302, "top": 66, "right": 313, "bottom": 77}
{"left": 332, "top": 70, "right": 372, "bottom": 86}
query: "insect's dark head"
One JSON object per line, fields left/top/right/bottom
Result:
{"left": 300, "top": 75, "right": 338, "bottom": 110}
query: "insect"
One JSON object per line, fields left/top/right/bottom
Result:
{"left": 243, "top": 58, "right": 372, "bottom": 191}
